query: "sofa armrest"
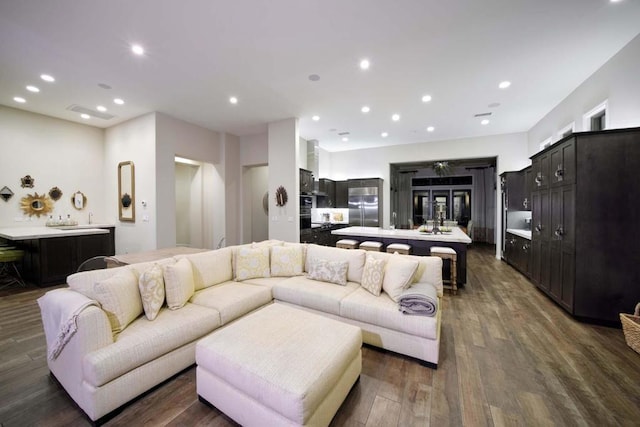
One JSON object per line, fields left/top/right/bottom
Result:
{"left": 40, "top": 290, "right": 113, "bottom": 407}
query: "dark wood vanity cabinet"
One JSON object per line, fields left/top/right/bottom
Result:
{"left": 530, "top": 128, "right": 640, "bottom": 323}
{"left": 20, "top": 227, "right": 115, "bottom": 287}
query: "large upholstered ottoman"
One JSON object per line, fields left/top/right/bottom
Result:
{"left": 196, "top": 303, "right": 362, "bottom": 426}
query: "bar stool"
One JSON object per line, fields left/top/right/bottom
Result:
{"left": 336, "top": 239, "right": 359, "bottom": 250}
{"left": 430, "top": 246, "right": 457, "bottom": 295}
{"left": 359, "top": 241, "right": 383, "bottom": 252}
{"left": 386, "top": 243, "right": 412, "bottom": 255}
{"left": 0, "top": 247, "right": 26, "bottom": 289}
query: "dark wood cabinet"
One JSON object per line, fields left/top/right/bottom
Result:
{"left": 335, "top": 181, "right": 348, "bottom": 208}
{"left": 20, "top": 227, "right": 115, "bottom": 287}
{"left": 530, "top": 128, "right": 640, "bottom": 323}
{"left": 316, "top": 178, "right": 336, "bottom": 208}
{"left": 299, "top": 168, "right": 314, "bottom": 195}
{"left": 504, "top": 232, "right": 531, "bottom": 277}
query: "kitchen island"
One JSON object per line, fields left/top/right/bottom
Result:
{"left": 332, "top": 226, "right": 471, "bottom": 285}
{"left": 0, "top": 225, "right": 115, "bottom": 286}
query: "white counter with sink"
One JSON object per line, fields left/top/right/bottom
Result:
{"left": 0, "top": 226, "right": 111, "bottom": 241}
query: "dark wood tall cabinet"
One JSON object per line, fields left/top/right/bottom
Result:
{"left": 530, "top": 127, "right": 640, "bottom": 323}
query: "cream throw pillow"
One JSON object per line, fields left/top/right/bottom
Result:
{"left": 307, "top": 258, "right": 349, "bottom": 286}
{"left": 270, "top": 245, "right": 304, "bottom": 277}
{"left": 138, "top": 263, "right": 165, "bottom": 320}
{"left": 383, "top": 254, "right": 419, "bottom": 302}
{"left": 163, "top": 258, "right": 195, "bottom": 310}
{"left": 361, "top": 254, "right": 387, "bottom": 296}
{"left": 235, "top": 246, "right": 271, "bottom": 281}
{"left": 93, "top": 269, "right": 142, "bottom": 335}
{"left": 185, "top": 248, "right": 233, "bottom": 290}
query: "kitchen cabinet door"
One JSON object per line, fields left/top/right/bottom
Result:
{"left": 532, "top": 151, "right": 550, "bottom": 190}
{"left": 550, "top": 138, "right": 576, "bottom": 187}
{"left": 335, "top": 181, "right": 348, "bottom": 207}
{"left": 523, "top": 167, "right": 532, "bottom": 211}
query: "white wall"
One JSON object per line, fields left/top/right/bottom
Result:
{"left": 155, "top": 112, "right": 221, "bottom": 249}
{"left": 240, "top": 133, "right": 268, "bottom": 166}
{"left": 0, "top": 106, "right": 105, "bottom": 228}
{"left": 241, "top": 165, "right": 269, "bottom": 243}
{"left": 528, "top": 33, "right": 640, "bottom": 154}
{"left": 268, "top": 118, "right": 300, "bottom": 242}
{"left": 175, "top": 162, "right": 201, "bottom": 247}
{"left": 104, "top": 113, "right": 157, "bottom": 254}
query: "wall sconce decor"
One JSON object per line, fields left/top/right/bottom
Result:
{"left": 0, "top": 186, "right": 14, "bottom": 202}
{"left": 21, "top": 175, "right": 35, "bottom": 188}
{"left": 49, "top": 186, "right": 63, "bottom": 201}
{"left": 118, "top": 161, "right": 135, "bottom": 222}
{"left": 275, "top": 186, "right": 288, "bottom": 207}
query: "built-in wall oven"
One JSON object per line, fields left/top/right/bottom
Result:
{"left": 300, "top": 195, "right": 312, "bottom": 230}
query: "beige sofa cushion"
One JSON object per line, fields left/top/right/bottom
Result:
{"left": 190, "top": 282, "right": 272, "bottom": 324}
{"left": 83, "top": 303, "right": 221, "bottom": 387}
{"left": 382, "top": 254, "right": 419, "bottom": 302}
{"left": 273, "top": 276, "right": 359, "bottom": 315}
{"left": 67, "top": 258, "right": 175, "bottom": 300}
{"left": 180, "top": 248, "right": 233, "bottom": 290}
{"left": 93, "top": 269, "right": 143, "bottom": 335}
{"left": 270, "top": 245, "right": 304, "bottom": 277}
{"left": 307, "top": 258, "right": 349, "bottom": 286}
{"left": 305, "top": 244, "right": 366, "bottom": 284}
{"left": 138, "top": 263, "right": 165, "bottom": 320}
{"left": 365, "top": 251, "right": 444, "bottom": 297}
{"left": 241, "top": 277, "right": 290, "bottom": 289}
{"left": 340, "top": 288, "right": 439, "bottom": 339}
{"left": 360, "top": 254, "right": 386, "bottom": 296}
{"left": 235, "top": 246, "right": 271, "bottom": 281}
{"left": 163, "top": 258, "right": 195, "bottom": 309}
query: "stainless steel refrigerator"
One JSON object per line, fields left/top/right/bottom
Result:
{"left": 348, "top": 179, "right": 383, "bottom": 227}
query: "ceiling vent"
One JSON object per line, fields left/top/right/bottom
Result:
{"left": 337, "top": 131, "right": 350, "bottom": 136}
{"left": 66, "top": 105, "right": 115, "bottom": 120}
{"left": 474, "top": 112, "right": 492, "bottom": 117}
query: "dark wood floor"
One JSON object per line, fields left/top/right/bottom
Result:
{"left": 2, "top": 245, "right": 640, "bottom": 426}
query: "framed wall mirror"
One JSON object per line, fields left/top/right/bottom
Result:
{"left": 118, "top": 161, "right": 135, "bottom": 222}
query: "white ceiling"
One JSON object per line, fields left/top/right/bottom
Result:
{"left": 1, "top": 0, "right": 639, "bottom": 152}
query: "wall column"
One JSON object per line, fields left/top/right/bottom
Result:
{"left": 268, "top": 118, "right": 299, "bottom": 242}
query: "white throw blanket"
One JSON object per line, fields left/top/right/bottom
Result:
{"left": 38, "top": 288, "right": 98, "bottom": 360}
{"left": 398, "top": 282, "right": 438, "bottom": 317}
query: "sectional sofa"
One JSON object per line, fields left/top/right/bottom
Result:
{"left": 37, "top": 240, "right": 443, "bottom": 422}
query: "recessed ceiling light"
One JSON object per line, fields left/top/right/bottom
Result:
{"left": 610, "top": 0, "right": 623, "bottom": 3}
{"left": 427, "top": 126, "right": 435, "bottom": 132}
{"left": 80, "top": 113, "right": 90, "bottom": 119}
{"left": 113, "top": 98, "right": 124, "bottom": 105}
{"left": 481, "top": 119, "right": 490, "bottom": 125}
{"left": 13, "top": 96, "right": 26, "bottom": 103}
{"left": 342, "top": 137, "right": 349, "bottom": 142}
{"left": 40, "top": 74, "right": 55, "bottom": 82}
{"left": 312, "top": 115, "right": 320, "bottom": 121}
{"left": 96, "top": 105, "right": 107, "bottom": 112}
{"left": 361, "top": 106, "right": 370, "bottom": 113}
{"left": 26, "top": 85, "right": 40, "bottom": 93}
{"left": 131, "top": 44, "right": 145, "bottom": 55}
{"left": 498, "top": 81, "right": 511, "bottom": 89}
{"left": 381, "top": 132, "right": 388, "bottom": 138}
{"left": 421, "top": 95, "right": 432, "bottom": 103}
{"left": 229, "top": 96, "right": 238, "bottom": 104}
{"left": 391, "top": 114, "right": 400, "bottom": 121}
{"left": 359, "top": 59, "right": 370, "bottom": 70}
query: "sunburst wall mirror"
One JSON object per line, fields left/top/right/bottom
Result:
{"left": 20, "top": 192, "right": 54, "bottom": 217}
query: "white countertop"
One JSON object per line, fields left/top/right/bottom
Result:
{"left": 332, "top": 226, "right": 472, "bottom": 244}
{"left": 506, "top": 228, "right": 532, "bottom": 240}
{"left": 0, "top": 226, "right": 111, "bottom": 240}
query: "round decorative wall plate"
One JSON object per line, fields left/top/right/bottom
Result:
{"left": 275, "top": 186, "right": 288, "bottom": 207}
